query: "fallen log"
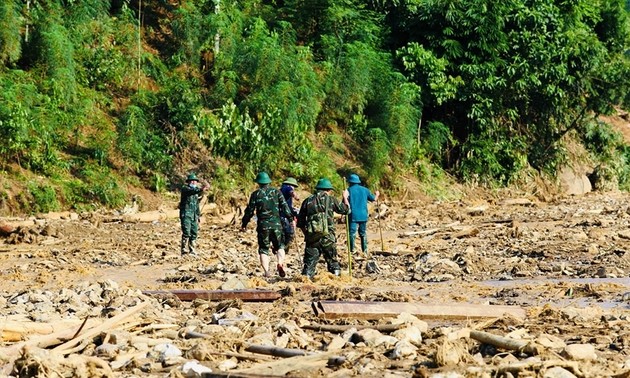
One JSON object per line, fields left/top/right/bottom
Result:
{"left": 469, "top": 330, "right": 542, "bottom": 355}
{"left": 301, "top": 323, "right": 404, "bottom": 333}
{"left": 312, "top": 301, "right": 526, "bottom": 320}
{"left": 143, "top": 289, "right": 281, "bottom": 302}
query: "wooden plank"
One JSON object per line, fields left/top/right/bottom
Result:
{"left": 143, "top": 289, "right": 281, "bottom": 302}
{"left": 312, "top": 300, "right": 526, "bottom": 320}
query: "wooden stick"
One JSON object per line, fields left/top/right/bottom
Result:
{"left": 244, "top": 344, "right": 311, "bottom": 358}
{"left": 53, "top": 301, "right": 149, "bottom": 354}
{"left": 302, "top": 323, "right": 404, "bottom": 333}
{"left": 469, "top": 330, "right": 542, "bottom": 355}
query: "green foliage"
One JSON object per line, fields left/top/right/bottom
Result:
{"left": 393, "top": 0, "right": 630, "bottom": 183}
{"left": 65, "top": 162, "right": 127, "bottom": 209}
{"left": 28, "top": 17, "right": 77, "bottom": 105}
{"left": 0, "top": 0, "right": 21, "bottom": 65}
{"left": 117, "top": 104, "right": 173, "bottom": 173}
{"left": 421, "top": 121, "right": 456, "bottom": 164}
{"left": 362, "top": 128, "right": 390, "bottom": 183}
{"left": 28, "top": 183, "right": 60, "bottom": 213}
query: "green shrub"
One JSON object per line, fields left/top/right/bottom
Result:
{"left": 28, "top": 183, "right": 60, "bottom": 214}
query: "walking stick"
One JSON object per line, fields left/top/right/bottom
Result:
{"left": 343, "top": 178, "right": 352, "bottom": 277}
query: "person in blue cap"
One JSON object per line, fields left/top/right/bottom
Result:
{"left": 346, "top": 173, "right": 379, "bottom": 258}
{"left": 179, "top": 173, "right": 209, "bottom": 255}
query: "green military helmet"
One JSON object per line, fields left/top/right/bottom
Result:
{"left": 186, "top": 173, "right": 199, "bottom": 182}
{"left": 255, "top": 171, "right": 272, "bottom": 184}
{"left": 347, "top": 174, "right": 361, "bottom": 184}
{"left": 315, "top": 178, "right": 334, "bottom": 190}
{"left": 283, "top": 177, "right": 299, "bottom": 187}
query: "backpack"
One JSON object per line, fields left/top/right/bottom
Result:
{"left": 305, "top": 195, "right": 329, "bottom": 238}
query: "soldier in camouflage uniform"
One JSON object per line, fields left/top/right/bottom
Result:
{"left": 241, "top": 172, "right": 293, "bottom": 277}
{"left": 179, "top": 173, "right": 209, "bottom": 255}
{"left": 297, "top": 178, "right": 350, "bottom": 278}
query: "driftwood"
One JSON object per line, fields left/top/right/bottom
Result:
{"left": 301, "top": 323, "right": 404, "bottom": 333}
{"left": 469, "top": 330, "right": 542, "bottom": 355}
{"left": 313, "top": 300, "right": 527, "bottom": 320}
{"left": 244, "top": 344, "right": 311, "bottom": 358}
{"left": 53, "top": 301, "right": 149, "bottom": 354}
{"left": 229, "top": 351, "right": 338, "bottom": 376}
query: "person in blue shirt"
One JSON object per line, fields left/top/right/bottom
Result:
{"left": 280, "top": 177, "right": 300, "bottom": 252}
{"left": 346, "top": 174, "right": 379, "bottom": 258}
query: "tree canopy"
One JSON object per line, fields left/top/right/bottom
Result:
{"left": 0, "top": 0, "right": 628, "bottom": 212}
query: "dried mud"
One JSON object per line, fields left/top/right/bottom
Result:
{"left": 1, "top": 191, "right": 630, "bottom": 377}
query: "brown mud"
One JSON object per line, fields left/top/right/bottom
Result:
{"left": 1, "top": 191, "right": 630, "bottom": 377}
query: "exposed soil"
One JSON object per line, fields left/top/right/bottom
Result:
{"left": 1, "top": 190, "right": 630, "bottom": 377}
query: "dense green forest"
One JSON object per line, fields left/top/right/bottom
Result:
{"left": 0, "top": 0, "right": 629, "bottom": 213}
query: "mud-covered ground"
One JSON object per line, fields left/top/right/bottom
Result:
{"left": 1, "top": 191, "right": 630, "bottom": 377}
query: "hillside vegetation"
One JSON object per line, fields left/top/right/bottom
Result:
{"left": 0, "top": 0, "right": 629, "bottom": 214}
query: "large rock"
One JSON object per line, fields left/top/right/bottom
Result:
{"left": 562, "top": 343, "right": 597, "bottom": 361}
{"left": 559, "top": 167, "right": 592, "bottom": 195}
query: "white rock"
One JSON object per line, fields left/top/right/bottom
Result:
{"left": 392, "top": 326, "right": 422, "bottom": 346}
{"left": 390, "top": 340, "right": 418, "bottom": 359}
{"left": 543, "top": 367, "right": 578, "bottom": 378}
{"left": 326, "top": 335, "right": 347, "bottom": 351}
{"left": 536, "top": 334, "right": 566, "bottom": 349}
{"left": 218, "top": 357, "right": 238, "bottom": 371}
{"left": 562, "top": 344, "right": 597, "bottom": 361}
{"left": 391, "top": 312, "right": 428, "bottom": 332}
{"left": 95, "top": 343, "right": 120, "bottom": 360}
{"left": 154, "top": 343, "right": 182, "bottom": 362}
{"left": 275, "top": 333, "right": 290, "bottom": 348}
{"left": 181, "top": 361, "right": 213, "bottom": 378}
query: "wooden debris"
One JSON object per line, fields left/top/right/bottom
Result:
{"left": 312, "top": 301, "right": 526, "bottom": 320}
{"left": 301, "top": 323, "right": 404, "bottom": 333}
{"left": 229, "top": 351, "right": 338, "bottom": 376}
{"left": 245, "top": 344, "right": 311, "bottom": 358}
{"left": 53, "top": 301, "right": 149, "bottom": 354}
{"left": 143, "top": 289, "right": 281, "bottom": 302}
{"left": 469, "top": 330, "right": 542, "bottom": 355}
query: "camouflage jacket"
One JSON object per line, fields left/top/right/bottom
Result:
{"left": 179, "top": 184, "right": 204, "bottom": 219}
{"left": 241, "top": 185, "right": 292, "bottom": 230}
{"left": 297, "top": 191, "right": 349, "bottom": 243}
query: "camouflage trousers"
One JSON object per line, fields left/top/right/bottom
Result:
{"left": 180, "top": 214, "right": 199, "bottom": 254}
{"left": 257, "top": 225, "right": 285, "bottom": 255}
{"left": 301, "top": 235, "right": 340, "bottom": 278}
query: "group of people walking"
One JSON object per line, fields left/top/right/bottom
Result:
{"left": 180, "top": 171, "right": 379, "bottom": 279}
